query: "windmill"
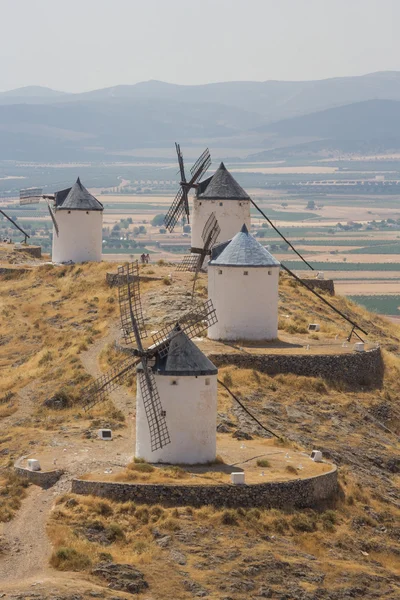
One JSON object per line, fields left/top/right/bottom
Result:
{"left": 164, "top": 143, "right": 211, "bottom": 232}
{"left": 176, "top": 212, "right": 221, "bottom": 299}
{"left": 20, "top": 180, "right": 103, "bottom": 263}
{"left": 81, "top": 261, "right": 218, "bottom": 453}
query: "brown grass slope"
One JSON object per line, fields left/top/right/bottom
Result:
{"left": 0, "top": 259, "right": 399, "bottom": 599}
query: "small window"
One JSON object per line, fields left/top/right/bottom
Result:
{"left": 170, "top": 380, "right": 178, "bottom": 386}
{"left": 199, "top": 202, "right": 202, "bottom": 205}
{"left": 218, "top": 269, "right": 223, "bottom": 275}
{"left": 205, "top": 378, "right": 210, "bottom": 386}
{"left": 268, "top": 270, "right": 272, "bottom": 275}
{"left": 219, "top": 202, "right": 223, "bottom": 206}
{"left": 68, "top": 210, "right": 71, "bottom": 214}
{"left": 86, "top": 211, "right": 89, "bottom": 214}
{"left": 244, "top": 271, "right": 248, "bottom": 276}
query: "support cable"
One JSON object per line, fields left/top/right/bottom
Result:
{"left": 217, "top": 379, "right": 280, "bottom": 439}
{"left": 281, "top": 263, "right": 368, "bottom": 338}
{"left": 250, "top": 198, "right": 314, "bottom": 270}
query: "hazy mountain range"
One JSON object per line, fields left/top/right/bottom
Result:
{"left": 1, "top": 71, "right": 400, "bottom": 160}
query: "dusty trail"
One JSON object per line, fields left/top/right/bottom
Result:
{"left": 0, "top": 323, "right": 136, "bottom": 595}
{"left": 0, "top": 486, "right": 53, "bottom": 584}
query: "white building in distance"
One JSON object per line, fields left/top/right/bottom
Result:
{"left": 208, "top": 224, "right": 281, "bottom": 341}
{"left": 136, "top": 326, "right": 218, "bottom": 464}
{"left": 52, "top": 178, "right": 103, "bottom": 264}
{"left": 191, "top": 163, "right": 251, "bottom": 253}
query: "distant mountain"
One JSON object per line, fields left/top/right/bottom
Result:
{"left": 50, "top": 71, "right": 400, "bottom": 122}
{"left": 250, "top": 99, "right": 400, "bottom": 159}
{"left": 3, "top": 74, "right": 400, "bottom": 160}
{"left": 0, "top": 98, "right": 261, "bottom": 160}
{"left": 0, "top": 86, "right": 68, "bottom": 106}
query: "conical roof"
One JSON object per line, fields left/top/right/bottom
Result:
{"left": 139, "top": 325, "right": 217, "bottom": 376}
{"left": 209, "top": 224, "right": 280, "bottom": 268}
{"left": 198, "top": 163, "right": 250, "bottom": 201}
{"left": 57, "top": 178, "right": 104, "bottom": 211}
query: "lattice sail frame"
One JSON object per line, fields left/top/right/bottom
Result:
{"left": 82, "top": 356, "right": 139, "bottom": 411}
{"left": 164, "top": 145, "right": 211, "bottom": 232}
{"left": 118, "top": 262, "right": 147, "bottom": 345}
{"left": 175, "top": 254, "right": 201, "bottom": 272}
{"left": 138, "top": 363, "right": 171, "bottom": 451}
{"left": 151, "top": 299, "right": 217, "bottom": 359}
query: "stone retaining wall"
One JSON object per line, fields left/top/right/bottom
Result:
{"left": 14, "top": 245, "right": 42, "bottom": 258}
{"left": 106, "top": 272, "right": 162, "bottom": 287}
{"left": 0, "top": 267, "right": 29, "bottom": 277}
{"left": 14, "top": 466, "right": 64, "bottom": 489}
{"left": 72, "top": 465, "right": 337, "bottom": 509}
{"left": 300, "top": 278, "right": 335, "bottom": 295}
{"left": 210, "top": 347, "right": 383, "bottom": 388}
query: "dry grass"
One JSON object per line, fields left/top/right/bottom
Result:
{"left": 0, "top": 472, "right": 29, "bottom": 522}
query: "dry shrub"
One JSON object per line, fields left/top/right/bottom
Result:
{"left": 286, "top": 465, "right": 298, "bottom": 475}
{"left": 128, "top": 462, "right": 155, "bottom": 473}
{"left": 0, "top": 472, "right": 29, "bottom": 522}
{"left": 291, "top": 512, "right": 317, "bottom": 532}
{"left": 256, "top": 459, "right": 271, "bottom": 468}
{"left": 50, "top": 547, "right": 91, "bottom": 571}
{"left": 221, "top": 509, "right": 238, "bottom": 526}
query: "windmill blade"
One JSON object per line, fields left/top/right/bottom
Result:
{"left": 118, "top": 262, "right": 147, "bottom": 346}
{"left": 191, "top": 213, "right": 221, "bottom": 299}
{"left": 151, "top": 299, "right": 217, "bottom": 358}
{"left": 81, "top": 355, "right": 139, "bottom": 411}
{"left": 175, "top": 254, "right": 201, "bottom": 272}
{"left": 164, "top": 188, "right": 185, "bottom": 232}
{"left": 190, "top": 148, "right": 211, "bottom": 183}
{"left": 176, "top": 142, "right": 186, "bottom": 184}
{"left": 47, "top": 202, "right": 59, "bottom": 237}
{"left": 138, "top": 356, "right": 171, "bottom": 451}
{"left": 19, "top": 187, "right": 43, "bottom": 205}
{"left": 202, "top": 212, "right": 221, "bottom": 247}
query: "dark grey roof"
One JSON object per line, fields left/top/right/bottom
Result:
{"left": 209, "top": 224, "right": 280, "bottom": 268}
{"left": 139, "top": 325, "right": 217, "bottom": 376}
{"left": 54, "top": 187, "right": 72, "bottom": 208}
{"left": 57, "top": 178, "right": 103, "bottom": 211}
{"left": 197, "top": 163, "right": 250, "bottom": 201}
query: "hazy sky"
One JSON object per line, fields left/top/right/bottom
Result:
{"left": 1, "top": 0, "right": 399, "bottom": 92}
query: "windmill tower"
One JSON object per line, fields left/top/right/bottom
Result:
{"left": 208, "top": 224, "right": 280, "bottom": 341}
{"left": 191, "top": 163, "right": 251, "bottom": 253}
{"left": 20, "top": 178, "right": 104, "bottom": 264}
{"left": 52, "top": 178, "right": 103, "bottom": 263}
{"left": 136, "top": 325, "right": 218, "bottom": 464}
{"left": 82, "top": 262, "right": 219, "bottom": 465}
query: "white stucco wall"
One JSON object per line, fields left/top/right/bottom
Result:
{"left": 52, "top": 210, "right": 103, "bottom": 264}
{"left": 191, "top": 198, "right": 251, "bottom": 250}
{"left": 135, "top": 372, "right": 217, "bottom": 464}
{"left": 208, "top": 265, "right": 280, "bottom": 340}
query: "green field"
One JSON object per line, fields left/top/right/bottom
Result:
{"left": 348, "top": 295, "right": 400, "bottom": 316}
{"left": 284, "top": 261, "right": 400, "bottom": 272}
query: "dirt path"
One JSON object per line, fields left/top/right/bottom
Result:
{"left": 0, "top": 323, "right": 136, "bottom": 595}
{"left": 0, "top": 486, "right": 53, "bottom": 584}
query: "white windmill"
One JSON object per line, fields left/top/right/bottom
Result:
{"left": 208, "top": 224, "right": 281, "bottom": 341}
{"left": 20, "top": 178, "right": 104, "bottom": 264}
{"left": 163, "top": 145, "right": 251, "bottom": 254}
{"left": 82, "top": 263, "right": 219, "bottom": 465}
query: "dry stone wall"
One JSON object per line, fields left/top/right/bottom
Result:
{"left": 14, "top": 245, "right": 42, "bottom": 258}
{"left": 14, "top": 466, "right": 64, "bottom": 489}
{"left": 72, "top": 466, "right": 338, "bottom": 509}
{"left": 301, "top": 279, "right": 335, "bottom": 295}
{"left": 210, "top": 347, "right": 383, "bottom": 388}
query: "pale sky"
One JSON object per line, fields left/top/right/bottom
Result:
{"left": 1, "top": 0, "right": 399, "bottom": 93}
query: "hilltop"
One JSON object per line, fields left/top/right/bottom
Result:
{"left": 0, "top": 251, "right": 399, "bottom": 599}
